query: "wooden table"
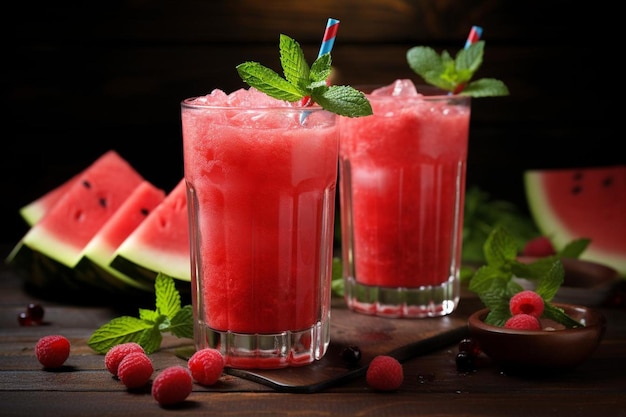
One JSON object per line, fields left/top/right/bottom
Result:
{"left": 2, "top": 254, "right": 625, "bottom": 417}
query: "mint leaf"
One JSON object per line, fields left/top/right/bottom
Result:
{"left": 468, "top": 264, "right": 508, "bottom": 294}
{"left": 462, "top": 78, "right": 510, "bottom": 97}
{"left": 468, "top": 227, "right": 584, "bottom": 329}
{"left": 87, "top": 316, "right": 155, "bottom": 354}
{"left": 558, "top": 238, "right": 591, "bottom": 258}
{"left": 331, "top": 257, "right": 344, "bottom": 297}
{"left": 313, "top": 85, "right": 373, "bottom": 117}
{"left": 237, "top": 34, "right": 372, "bottom": 118}
{"left": 169, "top": 305, "right": 194, "bottom": 339}
{"left": 236, "top": 62, "right": 304, "bottom": 101}
{"left": 87, "top": 273, "right": 194, "bottom": 355}
{"left": 543, "top": 303, "right": 584, "bottom": 328}
{"left": 534, "top": 260, "right": 564, "bottom": 302}
{"left": 483, "top": 226, "right": 518, "bottom": 267}
{"left": 138, "top": 326, "right": 163, "bottom": 354}
{"left": 309, "top": 53, "right": 332, "bottom": 85}
{"left": 406, "top": 41, "right": 509, "bottom": 97}
{"left": 279, "top": 34, "right": 310, "bottom": 90}
{"left": 155, "top": 273, "right": 181, "bottom": 318}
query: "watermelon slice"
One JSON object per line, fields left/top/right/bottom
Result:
{"left": 9, "top": 150, "right": 144, "bottom": 268}
{"left": 19, "top": 172, "right": 81, "bottom": 226}
{"left": 524, "top": 165, "right": 626, "bottom": 277}
{"left": 110, "top": 179, "right": 190, "bottom": 286}
{"left": 75, "top": 180, "right": 166, "bottom": 292}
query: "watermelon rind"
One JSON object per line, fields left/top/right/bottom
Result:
{"left": 76, "top": 181, "right": 166, "bottom": 292}
{"left": 524, "top": 165, "right": 626, "bottom": 278}
{"left": 6, "top": 243, "right": 155, "bottom": 305}
{"left": 109, "top": 179, "right": 191, "bottom": 284}
{"left": 18, "top": 150, "right": 145, "bottom": 268}
{"left": 19, "top": 172, "right": 80, "bottom": 226}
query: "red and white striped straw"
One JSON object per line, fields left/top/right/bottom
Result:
{"left": 464, "top": 25, "right": 482, "bottom": 49}
{"left": 318, "top": 18, "right": 340, "bottom": 57}
{"left": 453, "top": 26, "right": 483, "bottom": 94}
{"left": 301, "top": 18, "right": 340, "bottom": 109}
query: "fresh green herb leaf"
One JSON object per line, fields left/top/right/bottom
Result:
{"left": 237, "top": 61, "right": 304, "bottom": 102}
{"left": 462, "top": 186, "right": 539, "bottom": 265}
{"left": 87, "top": 273, "right": 194, "bottom": 354}
{"left": 557, "top": 238, "right": 591, "bottom": 258}
{"left": 468, "top": 226, "right": 584, "bottom": 328}
{"left": 406, "top": 41, "right": 510, "bottom": 97}
{"left": 331, "top": 256, "right": 344, "bottom": 297}
{"left": 236, "top": 34, "right": 372, "bottom": 118}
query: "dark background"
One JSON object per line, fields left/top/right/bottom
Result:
{"left": 2, "top": 0, "right": 621, "bottom": 247}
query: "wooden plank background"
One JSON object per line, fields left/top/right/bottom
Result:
{"left": 1, "top": 0, "right": 620, "bottom": 245}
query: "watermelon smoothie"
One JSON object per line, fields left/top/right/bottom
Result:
{"left": 181, "top": 88, "right": 338, "bottom": 369}
{"left": 339, "top": 80, "right": 470, "bottom": 318}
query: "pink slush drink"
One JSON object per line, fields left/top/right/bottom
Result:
{"left": 181, "top": 88, "right": 338, "bottom": 368}
{"left": 339, "top": 79, "right": 470, "bottom": 318}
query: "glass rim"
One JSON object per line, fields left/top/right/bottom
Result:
{"left": 181, "top": 97, "right": 328, "bottom": 112}
{"left": 354, "top": 84, "right": 472, "bottom": 101}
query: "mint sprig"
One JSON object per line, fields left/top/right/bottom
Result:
{"left": 468, "top": 226, "right": 585, "bottom": 328}
{"left": 87, "top": 273, "right": 193, "bottom": 354}
{"left": 236, "top": 34, "right": 372, "bottom": 118}
{"left": 406, "top": 41, "right": 509, "bottom": 97}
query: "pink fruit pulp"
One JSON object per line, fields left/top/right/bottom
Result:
{"left": 339, "top": 82, "right": 470, "bottom": 288}
{"left": 182, "top": 92, "right": 338, "bottom": 335}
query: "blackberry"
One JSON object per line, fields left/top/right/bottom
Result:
{"left": 455, "top": 351, "right": 475, "bottom": 372}
{"left": 458, "top": 338, "right": 481, "bottom": 356}
{"left": 27, "top": 303, "right": 45, "bottom": 322}
{"left": 18, "top": 303, "right": 45, "bottom": 326}
{"left": 340, "top": 345, "right": 362, "bottom": 365}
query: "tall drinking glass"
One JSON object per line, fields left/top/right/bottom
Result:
{"left": 339, "top": 80, "right": 471, "bottom": 318}
{"left": 181, "top": 89, "right": 338, "bottom": 369}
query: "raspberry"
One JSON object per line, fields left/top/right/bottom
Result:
{"left": 366, "top": 355, "right": 403, "bottom": 392}
{"left": 117, "top": 351, "right": 153, "bottom": 389}
{"left": 188, "top": 348, "right": 224, "bottom": 386}
{"left": 504, "top": 313, "right": 542, "bottom": 330}
{"left": 509, "top": 290, "right": 544, "bottom": 318}
{"left": 35, "top": 335, "right": 71, "bottom": 368}
{"left": 522, "top": 236, "right": 555, "bottom": 257}
{"left": 152, "top": 366, "right": 193, "bottom": 406}
{"left": 104, "top": 342, "right": 145, "bottom": 376}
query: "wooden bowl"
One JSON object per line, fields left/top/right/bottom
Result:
{"left": 467, "top": 303, "right": 607, "bottom": 374}
{"left": 515, "top": 257, "right": 621, "bottom": 306}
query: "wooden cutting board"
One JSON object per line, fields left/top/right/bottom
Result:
{"left": 225, "top": 298, "right": 476, "bottom": 393}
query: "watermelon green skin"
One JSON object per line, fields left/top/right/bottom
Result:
{"left": 524, "top": 165, "right": 626, "bottom": 277}
{"left": 13, "top": 150, "right": 144, "bottom": 268}
{"left": 110, "top": 179, "right": 190, "bottom": 286}
{"left": 9, "top": 243, "right": 156, "bottom": 305}
{"left": 75, "top": 180, "right": 166, "bottom": 292}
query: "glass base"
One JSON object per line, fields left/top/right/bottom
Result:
{"left": 194, "top": 315, "right": 330, "bottom": 369}
{"left": 344, "top": 276, "right": 459, "bottom": 318}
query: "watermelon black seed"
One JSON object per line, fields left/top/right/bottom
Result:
{"left": 602, "top": 176, "right": 614, "bottom": 187}
{"left": 571, "top": 185, "right": 582, "bottom": 195}
{"left": 140, "top": 208, "right": 149, "bottom": 216}
{"left": 99, "top": 198, "right": 107, "bottom": 208}
{"left": 82, "top": 180, "right": 92, "bottom": 189}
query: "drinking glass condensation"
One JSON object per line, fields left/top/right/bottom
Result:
{"left": 181, "top": 88, "right": 338, "bottom": 369}
{"left": 339, "top": 79, "right": 471, "bottom": 318}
